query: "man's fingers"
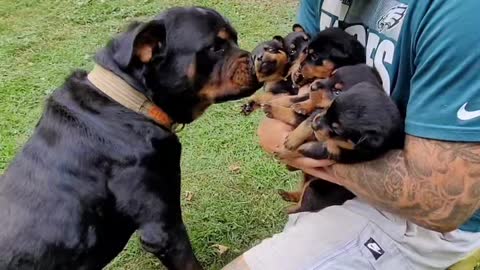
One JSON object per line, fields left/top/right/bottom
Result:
{"left": 257, "top": 118, "right": 293, "bottom": 153}
{"left": 289, "top": 156, "right": 335, "bottom": 168}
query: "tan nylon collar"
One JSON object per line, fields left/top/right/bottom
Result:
{"left": 87, "top": 65, "right": 173, "bottom": 130}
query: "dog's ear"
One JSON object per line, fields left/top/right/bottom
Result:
{"left": 356, "top": 130, "right": 385, "bottom": 149}
{"left": 273, "top": 35, "right": 284, "bottom": 44}
{"left": 330, "top": 47, "right": 348, "bottom": 60}
{"left": 113, "top": 19, "right": 166, "bottom": 68}
{"left": 292, "top": 24, "right": 305, "bottom": 33}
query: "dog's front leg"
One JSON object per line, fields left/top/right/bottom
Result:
{"left": 111, "top": 167, "right": 202, "bottom": 270}
{"left": 140, "top": 219, "right": 202, "bottom": 270}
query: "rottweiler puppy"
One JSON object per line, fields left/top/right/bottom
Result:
{"left": 267, "top": 64, "right": 382, "bottom": 128}
{"left": 284, "top": 24, "right": 311, "bottom": 64}
{"left": 276, "top": 65, "right": 404, "bottom": 214}
{"left": 262, "top": 28, "right": 366, "bottom": 126}
{"left": 241, "top": 24, "right": 310, "bottom": 115}
{"left": 291, "top": 27, "right": 366, "bottom": 86}
{"left": 0, "top": 7, "right": 259, "bottom": 270}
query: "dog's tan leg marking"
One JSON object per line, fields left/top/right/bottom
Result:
{"left": 263, "top": 104, "right": 301, "bottom": 126}
{"left": 284, "top": 119, "right": 314, "bottom": 150}
{"left": 291, "top": 90, "right": 324, "bottom": 115}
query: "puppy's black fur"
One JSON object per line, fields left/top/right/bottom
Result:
{"left": 241, "top": 24, "right": 311, "bottom": 115}
{"left": 0, "top": 7, "right": 259, "bottom": 270}
{"left": 278, "top": 65, "right": 403, "bottom": 214}
{"left": 284, "top": 24, "right": 311, "bottom": 64}
{"left": 291, "top": 27, "right": 366, "bottom": 86}
{"left": 308, "top": 82, "right": 404, "bottom": 162}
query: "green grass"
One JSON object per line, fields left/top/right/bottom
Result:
{"left": 0, "top": 0, "right": 300, "bottom": 269}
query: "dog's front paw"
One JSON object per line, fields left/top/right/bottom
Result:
{"left": 262, "top": 103, "right": 274, "bottom": 118}
{"left": 241, "top": 101, "right": 258, "bottom": 116}
{"left": 278, "top": 189, "right": 300, "bottom": 202}
{"left": 291, "top": 103, "right": 308, "bottom": 115}
{"left": 284, "top": 134, "right": 302, "bottom": 151}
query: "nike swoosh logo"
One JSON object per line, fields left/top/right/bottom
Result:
{"left": 457, "top": 103, "right": 480, "bottom": 121}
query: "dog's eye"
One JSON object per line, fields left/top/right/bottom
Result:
{"left": 310, "top": 52, "right": 320, "bottom": 61}
{"left": 209, "top": 44, "right": 225, "bottom": 54}
{"left": 290, "top": 49, "right": 296, "bottom": 55}
{"left": 266, "top": 47, "right": 276, "bottom": 53}
{"left": 333, "top": 89, "right": 341, "bottom": 96}
{"left": 331, "top": 122, "right": 342, "bottom": 135}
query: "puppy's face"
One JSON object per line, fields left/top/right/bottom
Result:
{"left": 311, "top": 83, "right": 396, "bottom": 153}
{"left": 283, "top": 24, "right": 310, "bottom": 63}
{"left": 291, "top": 28, "right": 366, "bottom": 86}
{"left": 252, "top": 37, "right": 288, "bottom": 83}
{"left": 108, "top": 7, "right": 260, "bottom": 123}
{"left": 308, "top": 64, "right": 383, "bottom": 108}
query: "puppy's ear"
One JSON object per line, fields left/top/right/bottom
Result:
{"left": 292, "top": 24, "right": 305, "bottom": 33}
{"left": 113, "top": 19, "right": 166, "bottom": 68}
{"left": 273, "top": 35, "right": 284, "bottom": 44}
{"left": 356, "top": 130, "right": 385, "bottom": 149}
{"left": 330, "top": 47, "right": 348, "bottom": 60}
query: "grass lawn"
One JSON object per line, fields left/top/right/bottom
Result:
{"left": 0, "top": 0, "right": 300, "bottom": 269}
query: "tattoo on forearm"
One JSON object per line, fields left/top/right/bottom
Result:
{"left": 333, "top": 135, "right": 480, "bottom": 232}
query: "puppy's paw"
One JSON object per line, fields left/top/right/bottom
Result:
{"left": 298, "top": 142, "right": 329, "bottom": 159}
{"left": 241, "top": 101, "right": 258, "bottom": 116}
{"left": 262, "top": 103, "right": 274, "bottom": 118}
{"left": 278, "top": 190, "right": 300, "bottom": 202}
{"left": 284, "top": 134, "right": 302, "bottom": 151}
{"left": 291, "top": 103, "right": 308, "bottom": 115}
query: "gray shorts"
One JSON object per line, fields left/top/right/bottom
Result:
{"left": 244, "top": 198, "right": 480, "bottom": 270}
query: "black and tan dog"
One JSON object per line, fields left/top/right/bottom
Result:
{"left": 262, "top": 27, "right": 366, "bottom": 127}
{"left": 275, "top": 65, "right": 404, "bottom": 214}
{"left": 291, "top": 27, "right": 366, "bottom": 86}
{"left": 0, "top": 7, "right": 259, "bottom": 270}
{"left": 241, "top": 24, "right": 310, "bottom": 115}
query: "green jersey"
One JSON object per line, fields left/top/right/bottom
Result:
{"left": 298, "top": 0, "right": 480, "bottom": 232}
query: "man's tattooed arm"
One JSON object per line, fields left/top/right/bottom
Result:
{"left": 332, "top": 135, "right": 480, "bottom": 232}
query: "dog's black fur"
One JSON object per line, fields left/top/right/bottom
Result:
{"left": 309, "top": 81, "right": 405, "bottom": 162}
{"left": 240, "top": 24, "right": 311, "bottom": 115}
{"left": 291, "top": 27, "right": 366, "bottom": 86}
{"left": 0, "top": 7, "right": 259, "bottom": 270}
{"left": 278, "top": 65, "right": 404, "bottom": 214}
{"left": 284, "top": 24, "right": 311, "bottom": 63}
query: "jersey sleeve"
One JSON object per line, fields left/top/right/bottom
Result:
{"left": 297, "top": 0, "right": 321, "bottom": 35}
{"left": 405, "top": 0, "right": 480, "bottom": 142}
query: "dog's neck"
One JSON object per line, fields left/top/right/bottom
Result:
{"left": 87, "top": 65, "right": 174, "bottom": 130}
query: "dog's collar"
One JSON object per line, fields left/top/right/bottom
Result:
{"left": 87, "top": 65, "right": 173, "bottom": 130}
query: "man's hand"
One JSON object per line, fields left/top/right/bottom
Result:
{"left": 257, "top": 116, "right": 480, "bottom": 233}
{"left": 257, "top": 117, "right": 335, "bottom": 169}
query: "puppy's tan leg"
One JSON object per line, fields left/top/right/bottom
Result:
{"left": 291, "top": 89, "right": 323, "bottom": 115}
{"left": 324, "top": 139, "right": 355, "bottom": 160}
{"left": 284, "top": 114, "right": 316, "bottom": 150}
{"left": 278, "top": 190, "right": 302, "bottom": 202}
{"left": 263, "top": 104, "right": 304, "bottom": 126}
{"left": 284, "top": 176, "right": 316, "bottom": 214}
{"left": 270, "top": 93, "right": 310, "bottom": 107}
{"left": 241, "top": 92, "right": 278, "bottom": 115}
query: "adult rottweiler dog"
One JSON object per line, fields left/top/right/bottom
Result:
{"left": 0, "top": 7, "right": 259, "bottom": 270}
